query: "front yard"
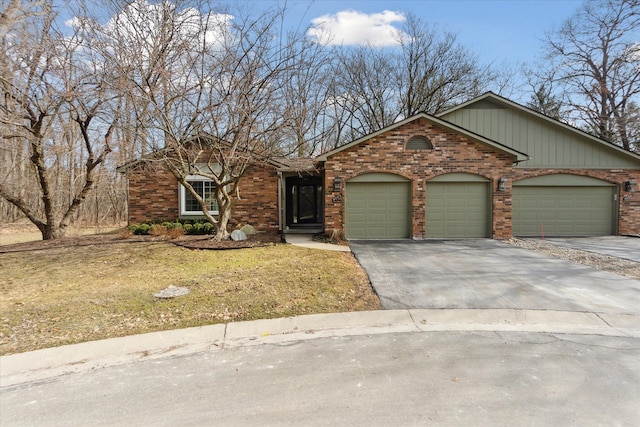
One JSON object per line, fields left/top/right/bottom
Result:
{"left": 0, "top": 236, "right": 379, "bottom": 355}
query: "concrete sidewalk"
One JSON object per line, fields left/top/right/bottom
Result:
{"left": 284, "top": 233, "right": 351, "bottom": 252}
{"left": 2, "top": 308, "right": 638, "bottom": 388}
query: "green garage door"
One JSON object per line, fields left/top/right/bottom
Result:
{"left": 513, "top": 175, "right": 615, "bottom": 237}
{"left": 345, "top": 174, "right": 411, "bottom": 239}
{"left": 426, "top": 175, "right": 490, "bottom": 238}
{"left": 513, "top": 187, "right": 615, "bottom": 236}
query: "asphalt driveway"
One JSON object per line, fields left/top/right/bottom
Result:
{"left": 350, "top": 239, "right": 640, "bottom": 315}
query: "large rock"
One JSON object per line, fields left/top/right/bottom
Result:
{"left": 231, "top": 229, "right": 247, "bottom": 241}
{"left": 153, "top": 285, "right": 190, "bottom": 299}
{"left": 239, "top": 224, "right": 257, "bottom": 235}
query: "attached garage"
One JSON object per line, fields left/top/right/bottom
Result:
{"left": 345, "top": 173, "right": 411, "bottom": 239}
{"left": 513, "top": 175, "right": 616, "bottom": 237}
{"left": 426, "top": 173, "right": 491, "bottom": 238}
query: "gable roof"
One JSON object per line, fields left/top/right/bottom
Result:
{"left": 116, "top": 138, "right": 293, "bottom": 174}
{"left": 316, "top": 112, "right": 530, "bottom": 162}
{"left": 437, "top": 92, "right": 640, "bottom": 163}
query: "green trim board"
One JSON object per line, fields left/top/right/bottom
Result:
{"left": 429, "top": 173, "right": 490, "bottom": 182}
{"left": 348, "top": 173, "right": 410, "bottom": 183}
{"left": 514, "top": 174, "right": 615, "bottom": 186}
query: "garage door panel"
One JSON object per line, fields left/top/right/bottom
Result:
{"left": 346, "top": 181, "right": 411, "bottom": 239}
{"left": 426, "top": 182, "right": 490, "bottom": 238}
{"left": 368, "top": 212, "right": 387, "bottom": 222}
{"left": 513, "top": 186, "right": 614, "bottom": 237}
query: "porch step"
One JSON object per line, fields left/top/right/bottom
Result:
{"left": 283, "top": 228, "right": 323, "bottom": 234}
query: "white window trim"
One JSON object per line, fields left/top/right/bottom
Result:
{"left": 180, "top": 175, "right": 219, "bottom": 216}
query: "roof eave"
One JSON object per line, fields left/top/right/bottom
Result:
{"left": 318, "top": 112, "right": 528, "bottom": 162}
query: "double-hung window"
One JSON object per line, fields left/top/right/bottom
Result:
{"left": 180, "top": 176, "right": 218, "bottom": 216}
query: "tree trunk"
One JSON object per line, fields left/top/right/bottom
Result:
{"left": 213, "top": 189, "right": 232, "bottom": 242}
{"left": 214, "top": 210, "right": 231, "bottom": 241}
{"left": 37, "top": 222, "right": 66, "bottom": 240}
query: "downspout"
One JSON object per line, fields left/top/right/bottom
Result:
{"left": 277, "top": 171, "right": 283, "bottom": 233}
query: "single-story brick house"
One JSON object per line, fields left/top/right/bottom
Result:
{"left": 119, "top": 92, "right": 640, "bottom": 239}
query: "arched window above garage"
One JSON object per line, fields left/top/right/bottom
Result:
{"left": 406, "top": 136, "right": 433, "bottom": 150}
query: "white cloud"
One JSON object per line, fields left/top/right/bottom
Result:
{"left": 308, "top": 10, "right": 407, "bottom": 47}
{"left": 65, "top": 17, "right": 82, "bottom": 29}
{"left": 106, "top": 0, "right": 232, "bottom": 53}
{"left": 627, "top": 42, "right": 640, "bottom": 61}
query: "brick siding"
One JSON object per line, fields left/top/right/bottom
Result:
{"left": 124, "top": 118, "right": 640, "bottom": 239}
{"left": 324, "top": 117, "right": 640, "bottom": 239}
{"left": 126, "top": 163, "right": 280, "bottom": 233}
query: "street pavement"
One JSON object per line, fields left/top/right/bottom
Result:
{"left": 2, "top": 308, "right": 639, "bottom": 426}
{"left": 2, "top": 330, "right": 638, "bottom": 426}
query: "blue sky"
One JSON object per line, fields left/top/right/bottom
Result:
{"left": 247, "top": 0, "right": 582, "bottom": 65}
{"left": 57, "top": 0, "right": 582, "bottom": 66}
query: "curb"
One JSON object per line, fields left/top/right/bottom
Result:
{"left": 1, "top": 309, "right": 638, "bottom": 388}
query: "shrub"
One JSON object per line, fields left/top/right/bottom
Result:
{"left": 117, "top": 227, "right": 133, "bottom": 239}
{"left": 167, "top": 227, "right": 185, "bottom": 239}
{"left": 313, "top": 230, "right": 347, "bottom": 245}
{"left": 181, "top": 220, "right": 215, "bottom": 235}
{"left": 129, "top": 220, "right": 214, "bottom": 236}
{"left": 162, "top": 221, "right": 182, "bottom": 230}
{"left": 129, "top": 223, "right": 151, "bottom": 235}
{"left": 149, "top": 224, "right": 167, "bottom": 236}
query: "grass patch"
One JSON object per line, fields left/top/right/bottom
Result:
{"left": 0, "top": 241, "right": 379, "bottom": 355}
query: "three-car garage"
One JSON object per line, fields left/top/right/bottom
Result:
{"left": 344, "top": 173, "right": 617, "bottom": 239}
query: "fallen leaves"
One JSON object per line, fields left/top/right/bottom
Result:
{"left": 0, "top": 239, "right": 379, "bottom": 355}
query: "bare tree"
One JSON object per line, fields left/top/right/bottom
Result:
{"left": 279, "top": 37, "right": 333, "bottom": 157}
{"left": 0, "top": 2, "right": 114, "bottom": 239}
{"left": 95, "top": 1, "right": 327, "bottom": 240}
{"left": 543, "top": 0, "right": 640, "bottom": 150}
{"left": 0, "top": 0, "right": 46, "bottom": 38}
{"left": 526, "top": 83, "right": 564, "bottom": 120}
{"left": 325, "top": 13, "right": 498, "bottom": 145}
{"left": 330, "top": 46, "right": 398, "bottom": 140}
{"left": 395, "top": 14, "right": 490, "bottom": 117}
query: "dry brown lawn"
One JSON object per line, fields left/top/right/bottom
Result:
{"left": 0, "top": 235, "right": 379, "bottom": 355}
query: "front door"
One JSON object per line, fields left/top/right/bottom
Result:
{"left": 286, "top": 177, "right": 323, "bottom": 227}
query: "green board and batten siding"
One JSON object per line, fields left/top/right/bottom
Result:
{"left": 440, "top": 99, "right": 639, "bottom": 169}
{"left": 345, "top": 173, "right": 411, "bottom": 239}
{"left": 425, "top": 173, "right": 490, "bottom": 238}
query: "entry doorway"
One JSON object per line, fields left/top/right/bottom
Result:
{"left": 285, "top": 177, "right": 323, "bottom": 230}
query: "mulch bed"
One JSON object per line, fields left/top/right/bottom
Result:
{"left": 171, "top": 233, "right": 283, "bottom": 250}
{"left": 0, "top": 232, "right": 283, "bottom": 254}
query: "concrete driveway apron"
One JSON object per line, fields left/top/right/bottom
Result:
{"left": 542, "top": 236, "right": 640, "bottom": 262}
{"left": 350, "top": 239, "right": 640, "bottom": 315}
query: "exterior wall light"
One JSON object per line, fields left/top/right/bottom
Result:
{"left": 625, "top": 179, "right": 636, "bottom": 192}
{"left": 497, "top": 177, "right": 507, "bottom": 192}
{"left": 333, "top": 177, "right": 342, "bottom": 192}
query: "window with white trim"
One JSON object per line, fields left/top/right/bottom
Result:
{"left": 180, "top": 176, "right": 218, "bottom": 215}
